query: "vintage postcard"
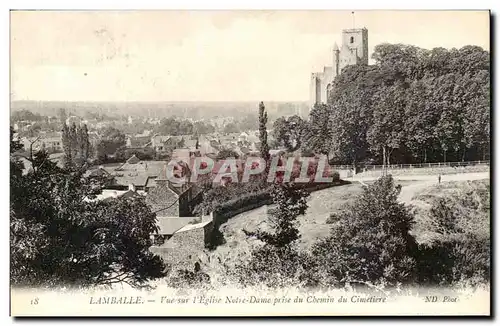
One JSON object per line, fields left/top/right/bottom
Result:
{"left": 9, "top": 10, "right": 491, "bottom": 317}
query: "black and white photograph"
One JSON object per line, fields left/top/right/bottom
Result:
{"left": 9, "top": 9, "right": 491, "bottom": 316}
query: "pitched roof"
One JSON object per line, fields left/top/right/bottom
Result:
{"left": 146, "top": 182, "right": 180, "bottom": 212}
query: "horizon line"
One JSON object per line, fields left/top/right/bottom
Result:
{"left": 11, "top": 99, "right": 310, "bottom": 103}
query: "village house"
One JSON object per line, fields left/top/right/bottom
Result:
{"left": 22, "top": 132, "right": 63, "bottom": 154}
{"left": 97, "top": 155, "right": 167, "bottom": 191}
{"left": 145, "top": 162, "right": 203, "bottom": 217}
{"left": 151, "top": 135, "right": 185, "bottom": 153}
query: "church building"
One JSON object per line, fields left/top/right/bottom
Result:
{"left": 309, "top": 27, "right": 369, "bottom": 107}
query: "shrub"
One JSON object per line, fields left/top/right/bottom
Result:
{"left": 416, "top": 181, "right": 490, "bottom": 286}
{"left": 231, "top": 245, "right": 318, "bottom": 288}
{"left": 311, "top": 175, "right": 419, "bottom": 287}
{"left": 417, "top": 234, "right": 490, "bottom": 286}
{"left": 167, "top": 262, "right": 211, "bottom": 289}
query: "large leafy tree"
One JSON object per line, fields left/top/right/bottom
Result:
{"left": 367, "top": 82, "right": 407, "bottom": 166}
{"left": 96, "top": 126, "right": 126, "bottom": 161}
{"left": 10, "top": 137, "right": 166, "bottom": 289}
{"left": 302, "top": 103, "right": 333, "bottom": 159}
{"left": 404, "top": 78, "right": 440, "bottom": 162}
{"left": 328, "top": 64, "right": 378, "bottom": 166}
{"left": 273, "top": 115, "right": 307, "bottom": 152}
{"left": 155, "top": 117, "right": 194, "bottom": 136}
{"left": 62, "top": 122, "right": 92, "bottom": 168}
{"left": 308, "top": 43, "right": 490, "bottom": 166}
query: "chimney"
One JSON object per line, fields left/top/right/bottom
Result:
{"left": 128, "top": 184, "right": 136, "bottom": 192}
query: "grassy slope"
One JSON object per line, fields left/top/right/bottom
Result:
{"left": 212, "top": 182, "right": 366, "bottom": 262}
{"left": 213, "top": 178, "right": 490, "bottom": 262}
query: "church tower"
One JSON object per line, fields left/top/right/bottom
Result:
{"left": 338, "top": 27, "right": 369, "bottom": 72}
{"left": 310, "top": 26, "right": 368, "bottom": 109}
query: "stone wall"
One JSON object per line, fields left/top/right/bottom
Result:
{"left": 151, "top": 221, "right": 213, "bottom": 271}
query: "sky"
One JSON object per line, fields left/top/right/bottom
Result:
{"left": 10, "top": 10, "right": 490, "bottom": 102}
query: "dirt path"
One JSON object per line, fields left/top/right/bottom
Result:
{"left": 350, "top": 171, "right": 490, "bottom": 205}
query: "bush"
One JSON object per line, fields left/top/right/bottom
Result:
{"left": 417, "top": 234, "right": 490, "bottom": 286}
{"left": 167, "top": 262, "right": 211, "bottom": 289}
{"left": 417, "top": 181, "right": 490, "bottom": 286}
{"left": 231, "top": 246, "right": 318, "bottom": 288}
{"left": 311, "top": 175, "right": 419, "bottom": 287}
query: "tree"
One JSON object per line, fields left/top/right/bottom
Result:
{"left": 10, "top": 138, "right": 166, "bottom": 288}
{"left": 69, "top": 123, "right": 79, "bottom": 164}
{"left": 244, "top": 183, "right": 309, "bottom": 248}
{"left": 235, "top": 183, "right": 311, "bottom": 288}
{"left": 216, "top": 148, "right": 239, "bottom": 160}
{"left": 329, "top": 64, "right": 377, "bottom": 166}
{"left": 62, "top": 123, "right": 73, "bottom": 169}
{"left": 155, "top": 117, "right": 194, "bottom": 136}
{"left": 62, "top": 123, "right": 91, "bottom": 169}
{"left": 58, "top": 108, "right": 67, "bottom": 124}
{"left": 366, "top": 82, "right": 407, "bottom": 167}
{"left": 312, "top": 175, "right": 418, "bottom": 287}
{"left": 303, "top": 103, "right": 333, "bottom": 159}
{"left": 404, "top": 79, "right": 440, "bottom": 162}
{"left": 273, "top": 115, "right": 307, "bottom": 152}
{"left": 96, "top": 127, "right": 126, "bottom": 161}
{"left": 193, "top": 121, "right": 215, "bottom": 135}
{"left": 322, "top": 43, "right": 490, "bottom": 166}
{"left": 238, "top": 114, "right": 258, "bottom": 131}
{"left": 258, "top": 102, "right": 270, "bottom": 165}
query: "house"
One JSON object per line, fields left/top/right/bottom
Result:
{"left": 97, "top": 155, "right": 167, "bottom": 191}
{"left": 22, "top": 132, "right": 63, "bottom": 153}
{"left": 145, "top": 176, "right": 201, "bottom": 217}
{"left": 151, "top": 135, "right": 185, "bottom": 153}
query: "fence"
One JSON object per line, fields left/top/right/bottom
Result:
{"left": 362, "top": 160, "right": 490, "bottom": 171}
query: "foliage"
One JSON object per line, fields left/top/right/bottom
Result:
{"left": 311, "top": 175, "right": 418, "bottom": 287}
{"left": 11, "top": 109, "right": 45, "bottom": 122}
{"left": 193, "top": 121, "right": 216, "bottom": 135}
{"left": 305, "top": 44, "right": 490, "bottom": 166}
{"left": 167, "top": 264, "right": 211, "bottom": 289}
{"left": 231, "top": 246, "right": 317, "bottom": 288}
{"left": 223, "top": 122, "right": 239, "bottom": 134}
{"left": 115, "top": 146, "right": 156, "bottom": 162}
{"left": 216, "top": 149, "right": 240, "bottom": 160}
{"left": 258, "top": 101, "right": 270, "bottom": 165}
{"left": 232, "top": 183, "right": 311, "bottom": 288}
{"left": 154, "top": 117, "right": 194, "bottom": 136}
{"left": 273, "top": 115, "right": 307, "bottom": 152}
{"left": 62, "top": 122, "right": 92, "bottom": 169}
{"left": 95, "top": 126, "right": 126, "bottom": 162}
{"left": 244, "top": 183, "right": 309, "bottom": 248}
{"left": 10, "top": 138, "right": 166, "bottom": 289}
{"left": 416, "top": 181, "right": 490, "bottom": 286}
{"left": 302, "top": 104, "right": 333, "bottom": 158}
